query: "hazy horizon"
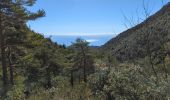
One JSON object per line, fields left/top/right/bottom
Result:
{"left": 27, "top": 0, "right": 169, "bottom": 46}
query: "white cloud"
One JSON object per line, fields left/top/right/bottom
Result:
{"left": 86, "top": 39, "right": 99, "bottom": 43}
{"left": 45, "top": 32, "right": 117, "bottom": 37}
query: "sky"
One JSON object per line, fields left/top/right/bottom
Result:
{"left": 27, "top": 0, "right": 169, "bottom": 46}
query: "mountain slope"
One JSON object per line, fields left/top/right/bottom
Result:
{"left": 101, "top": 3, "right": 170, "bottom": 62}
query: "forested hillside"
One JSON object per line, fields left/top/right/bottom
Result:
{"left": 0, "top": 0, "right": 170, "bottom": 100}
{"left": 101, "top": 3, "right": 170, "bottom": 62}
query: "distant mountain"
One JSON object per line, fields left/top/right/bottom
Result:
{"left": 101, "top": 2, "right": 170, "bottom": 62}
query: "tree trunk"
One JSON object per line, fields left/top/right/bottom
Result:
{"left": 46, "top": 67, "right": 52, "bottom": 88}
{"left": 83, "top": 58, "right": 87, "bottom": 83}
{"left": 7, "top": 47, "right": 14, "bottom": 85}
{"left": 161, "top": 44, "right": 168, "bottom": 80}
{"left": 0, "top": 33, "right": 8, "bottom": 85}
{"left": 71, "top": 70, "right": 74, "bottom": 87}
{"left": 80, "top": 45, "right": 87, "bottom": 83}
{"left": 162, "top": 60, "right": 168, "bottom": 80}
{"left": 0, "top": 13, "right": 8, "bottom": 85}
{"left": 106, "top": 91, "right": 115, "bottom": 100}
{"left": 146, "top": 33, "right": 158, "bottom": 83}
{"left": 149, "top": 51, "right": 158, "bottom": 83}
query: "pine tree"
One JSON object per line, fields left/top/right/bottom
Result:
{"left": 71, "top": 38, "right": 95, "bottom": 83}
{"left": 0, "top": 0, "right": 45, "bottom": 85}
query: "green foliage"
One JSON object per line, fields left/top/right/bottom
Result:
{"left": 70, "top": 38, "right": 95, "bottom": 83}
{"left": 3, "top": 76, "right": 25, "bottom": 100}
{"left": 104, "top": 63, "right": 170, "bottom": 100}
{"left": 1, "top": 1, "right": 170, "bottom": 100}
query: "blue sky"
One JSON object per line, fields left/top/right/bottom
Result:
{"left": 27, "top": 0, "right": 169, "bottom": 46}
